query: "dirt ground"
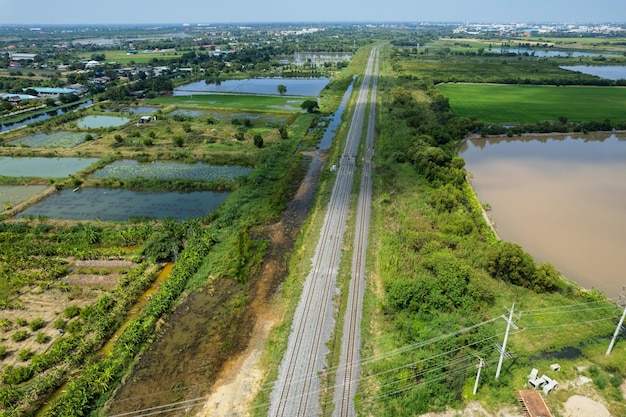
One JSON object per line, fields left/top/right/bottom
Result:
{"left": 0, "top": 259, "right": 134, "bottom": 369}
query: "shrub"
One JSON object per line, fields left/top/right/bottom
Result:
{"left": 35, "top": 332, "right": 50, "bottom": 344}
{"left": 54, "top": 318, "right": 66, "bottom": 329}
{"left": 11, "top": 330, "right": 29, "bottom": 342}
{"left": 16, "top": 318, "right": 27, "bottom": 327}
{"left": 0, "top": 345, "right": 8, "bottom": 359}
{"left": 64, "top": 305, "right": 80, "bottom": 319}
{"left": 1, "top": 366, "right": 33, "bottom": 384}
{"left": 18, "top": 349, "right": 33, "bottom": 362}
{"left": 29, "top": 317, "right": 45, "bottom": 331}
{"left": 253, "top": 134, "right": 264, "bottom": 148}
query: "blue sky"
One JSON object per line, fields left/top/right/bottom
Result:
{"left": 1, "top": 0, "right": 624, "bottom": 25}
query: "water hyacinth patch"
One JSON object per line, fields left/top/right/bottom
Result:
{"left": 90, "top": 160, "right": 253, "bottom": 181}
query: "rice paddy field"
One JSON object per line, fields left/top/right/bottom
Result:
{"left": 437, "top": 84, "right": 626, "bottom": 123}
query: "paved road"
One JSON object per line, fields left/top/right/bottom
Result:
{"left": 268, "top": 47, "right": 379, "bottom": 417}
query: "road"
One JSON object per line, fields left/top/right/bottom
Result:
{"left": 268, "top": 46, "right": 379, "bottom": 417}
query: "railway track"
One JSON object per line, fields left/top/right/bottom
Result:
{"left": 332, "top": 46, "right": 379, "bottom": 417}
{"left": 268, "top": 47, "right": 380, "bottom": 417}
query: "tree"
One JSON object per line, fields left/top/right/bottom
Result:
{"left": 278, "top": 124, "right": 289, "bottom": 139}
{"left": 277, "top": 84, "right": 287, "bottom": 96}
{"left": 486, "top": 242, "right": 536, "bottom": 288}
{"left": 253, "top": 134, "right": 264, "bottom": 148}
{"left": 301, "top": 99, "right": 319, "bottom": 113}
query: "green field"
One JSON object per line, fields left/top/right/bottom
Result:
{"left": 150, "top": 94, "right": 311, "bottom": 112}
{"left": 437, "top": 83, "right": 626, "bottom": 123}
{"left": 79, "top": 49, "right": 187, "bottom": 64}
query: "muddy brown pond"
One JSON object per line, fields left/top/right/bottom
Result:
{"left": 459, "top": 133, "right": 626, "bottom": 298}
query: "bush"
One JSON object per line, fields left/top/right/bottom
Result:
{"left": 18, "top": 348, "right": 33, "bottom": 362}
{"left": 54, "top": 318, "right": 66, "bottom": 329}
{"left": 64, "top": 305, "right": 80, "bottom": 319}
{"left": 253, "top": 134, "right": 264, "bottom": 148}
{"left": 1, "top": 366, "right": 33, "bottom": 384}
{"left": 29, "top": 317, "right": 45, "bottom": 331}
{"left": 11, "top": 330, "right": 29, "bottom": 342}
{"left": 35, "top": 332, "right": 50, "bottom": 344}
{"left": 0, "top": 345, "right": 8, "bottom": 359}
{"left": 16, "top": 318, "right": 27, "bottom": 327}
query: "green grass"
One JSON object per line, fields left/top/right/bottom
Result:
{"left": 78, "top": 50, "right": 187, "bottom": 65}
{"left": 149, "top": 94, "right": 311, "bottom": 112}
{"left": 438, "top": 83, "right": 626, "bottom": 123}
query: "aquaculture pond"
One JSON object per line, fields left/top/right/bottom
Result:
{"left": 17, "top": 188, "right": 230, "bottom": 221}
{"left": 169, "top": 108, "right": 290, "bottom": 125}
{"left": 0, "top": 185, "right": 48, "bottom": 210}
{"left": 0, "top": 100, "right": 93, "bottom": 132}
{"left": 76, "top": 115, "right": 130, "bottom": 129}
{"left": 174, "top": 77, "right": 329, "bottom": 96}
{"left": 490, "top": 48, "right": 619, "bottom": 58}
{"left": 560, "top": 65, "right": 626, "bottom": 80}
{"left": 0, "top": 157, "right": 99, "bottom": 178}
{"left": 116, "top": 107, "right": 160, "bottom": 114}
{"left": 90, "top": 160, "right": 252, "bottom": 181}
{"left": 7, "top": 131, "right": 93, "bottom": 148}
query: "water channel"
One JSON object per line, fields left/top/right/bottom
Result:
{"left": 459, "top": 133, "right": 626, "bottom": 298}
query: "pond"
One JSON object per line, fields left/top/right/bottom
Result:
{"left": 174, "top": 77, "right": 329, "bottom": 97}
{"left": 17, "top": 188, "right": 229, "bottom": 221}
{"left": 490, "top": 48, "right": 619, "bottom": 58}
{"left": 104, "top": 106, "right": 160, "bottom": 114}
{"left": 0, "top": 100, "right": 93, "bottom": 132}
{"left": 0, "top": 157, "right": 99, "bottom": 178}
{"left": 7, "top": 131, "right": 93, "bottom": 148}
{"left": 76, "top": 115, "right": 130, "bottom": 129}
{"left": 459, "top": 133, "right": 626, "bottom": 298}
{"left": 0, "top": 185, "right": 48, "bottom": 210}
{"left": 169, "top": 109, "right": 290, "bottom": 125}
{"left": 560, "top": 65, "right": 626, "bottom": 80}
{"left": 90, "top": 160, "right": 252, "bottom": 181}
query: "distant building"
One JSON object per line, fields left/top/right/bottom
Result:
{"left": 9, "top": 52, "right": 38, "bottom": 61}
{"left": 23, "top": 87, "right": 79, "bottom": 97}
{"left": 85, "top": 60, "right": 101, "bottom": 69}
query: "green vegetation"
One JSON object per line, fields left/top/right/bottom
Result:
{"left": 438, "top": 83, "right": 626, "bottom": 124}
{"left": 2, "top": 23, "right": 626, "bottom": 417}
{"left": 355, "top": 43, "right": 626, "bottom": 417}
{"left": 149, "top": 93, "right": 310, "bottom": 112}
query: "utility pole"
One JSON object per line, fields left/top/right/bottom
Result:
{"left": 473, "top": 357, "right": 484, "bottom": 395}
{"left": 495, "top": 304, "right": 516, "bottom": 380}
{"left": 606, "top": 286, "right": 626, "bottom": 356}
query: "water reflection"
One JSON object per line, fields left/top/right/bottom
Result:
{"left": 460, "top": 133, "right": 626, "bottom": 297}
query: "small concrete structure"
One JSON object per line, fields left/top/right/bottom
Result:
{"left": 550, "top": 363, "right": 561, "bottom": 371}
